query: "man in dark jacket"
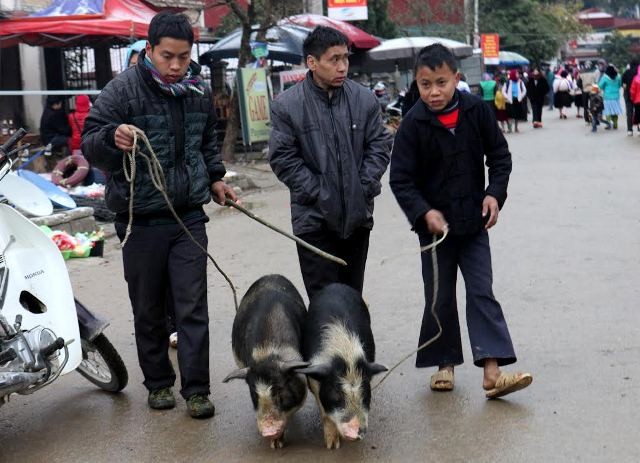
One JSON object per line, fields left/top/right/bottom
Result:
{"left": 40, "top": 95, "right": 71, "bottom": 155}
{"left": 390, "top": 44, "right": 531, "bottom": 399}
{"left": 269, "top": 26, "right": 392, "bottom": 299}
{"left": 526, "top": 68, "right": 550, "bottom": 128}
{"left": 82, "top": 12, "right": 236, "bottom": 418}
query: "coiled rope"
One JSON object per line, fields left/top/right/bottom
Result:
{"left": 120, "top": 127, "right": 239, "bottom": 310}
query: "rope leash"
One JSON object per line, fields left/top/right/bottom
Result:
{"left": 223, "top": 199, "right": 347, "bottom": 266}
{"left": 373, "top": 229, "right": 448, "bottom": 390}
{"left": 120, "top": 127, "right": 239, "bottom": 310}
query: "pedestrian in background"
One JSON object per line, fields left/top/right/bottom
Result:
{"left": 269, "top": 26, "right": 392, "bottom": 299}
{"left": 546, "top": 66, "right": 556, "bottom": 110}
{"left": 67, "top": 95, "right": 90, "bottom": 152}
{"left": 526, "top": 69, "right": 549, "bottom": 128}
{"left": 479, "top": 72, "right": 497, "bottom": 110}
{"left": 628, "top": 63, "right": 640, "bottom": 134}
{"left": 621, "top": 58, "right": 638, "bottom": 136}
{"left": 573, "top": 70, "right": 584, "bottom": 118}
{"left": 553, "top": 70, "right": 573, "bottom": 119}
{"left": 82, "top": 12, "right": 236, "bottom": 419}
{"left": 40, "top": 95, "right": 71, "bottom": 158}
{"left": 501, "top": 69, "right": 527, "bottom": 133}
{"left": 494, "top": 75, "right": 510, "bottom": 133}
{"left": 390, "top": 43, "right": 532, "bottom": 399}
{"left": 599, "top": 65, "right": 622, "bottom": 129}
{"left": 589, "top": 84, "right": 611, "bottom": 132}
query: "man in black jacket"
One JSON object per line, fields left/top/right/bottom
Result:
{"left": 269, "top": 26, "right": 392, "bottom": 299}
{"left": 390, "top": 44, "right": 532, "bottom": 399}
{"left": 39, "top": 95, "right": 71, "bottom": 158}
{"left": 82, "top": 12, "right": 236, "bottom": 418}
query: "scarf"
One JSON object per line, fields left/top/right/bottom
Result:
{"left": 142, "top": 55, "right": 205, "bottom": 97}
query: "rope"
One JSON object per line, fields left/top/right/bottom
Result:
{"left": 223, "top": 199, "right": 347, "bottom": 266}
{"left": 372, "top": 229, "right": 448, "bottom": 391}
{"left": 120, "top": 127, "right": 238, "bottom": 310}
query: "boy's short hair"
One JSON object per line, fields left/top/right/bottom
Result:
{"left": 148, "top": 12, "right": 194, "bottom": 47}
{"left": 414, "top": 43, "right": 458, "bottom": 74}
{"left": 303, "top": 26, "right": 349, "bottom": 60}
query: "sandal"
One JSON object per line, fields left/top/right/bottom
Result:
{"left": 485, "top": 372, "right": 533, "bottom": 399}
{"left": 430, "top": 369, "right": 454, "bottom": 391}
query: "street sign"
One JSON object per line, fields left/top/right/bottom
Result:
{"left": 481, "top": 33, "right": 500, "bottom": 65}
{"left": 327, "top": 0, "right": 368, "bottom": 21}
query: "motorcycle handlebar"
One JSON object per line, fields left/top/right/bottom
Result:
{"left": 0, "top": 128, "right": 27, "bottom": 155}
{"left": 40, "top": 337, "right": 65, "bottom": 358}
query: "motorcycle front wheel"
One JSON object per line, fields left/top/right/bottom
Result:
{"left": 77, "top": 333, "right": 128, "bottom": 392}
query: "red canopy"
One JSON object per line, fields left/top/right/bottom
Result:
{"left": 0, "top": 0, "right": 158, "bottom": 48}
{"left": 282, "top": 14, "right": 380, "bottom": 50}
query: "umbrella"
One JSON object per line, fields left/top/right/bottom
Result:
{"left": 365, "top": 36, "right": 474, "bottom": 73}
{"left": 499, "top": 51, "right": 529, "bottom": 67}
{"left": 199, "top": 24, "right": 312, "bottom": 66}
{"left": 281, "top": 14, "right": 380, "bottom": 50}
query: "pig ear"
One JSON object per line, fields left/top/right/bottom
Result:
{"left": 295, "top": 363, "right": 332, "bottom": 379}
{"left": 367, "top": 362, "right": 388, "bottom": 376}
{"left": 281, "top": 360, "right": 311, "bottom": 372}
{"left": 222, "top": 367, "right": 249, "bottom": 383}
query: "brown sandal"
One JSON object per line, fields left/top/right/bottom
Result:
{"left": 430, "top": 369, "right": 454, "bottom": 391}
{"left": 485, "top": 372, "right": 533, "bottom": 399}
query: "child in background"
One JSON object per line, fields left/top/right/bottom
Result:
{"left": 589, "top": 84, "right": 612, "bottom": 132}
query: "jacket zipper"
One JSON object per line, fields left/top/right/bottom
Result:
{"left": 328, "top": 95, "right": 346, "bottom": 237}
{"left": 169, "top": 98, "right": 187, "bottom": 209}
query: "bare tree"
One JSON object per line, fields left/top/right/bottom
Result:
{"left": 204, "top": 0, "right": 302, "bottom": 162}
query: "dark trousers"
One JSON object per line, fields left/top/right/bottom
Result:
{"left": 531, "top": 102, "right": 543, "bottom": 123}
{"left": 625, "top": 98, "right": 634, "bottom": 131}
{"left": 115, "top": 217, "right": 210, "bottom": 399}
{"left": 296, "top": 227, "right": 370, "bottom": 300}
{"left": 416, "top": 230, "right": 516, "bottom": 368}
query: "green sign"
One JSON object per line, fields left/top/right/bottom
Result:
{"left": 237, "top": 68, "right": 271, "bottom": 146}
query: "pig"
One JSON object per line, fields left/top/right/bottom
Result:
{"left": 297, "top": 283, "right": 388, "bottom": 449}
{"left": 222, "top": 274, "right": 309, "bottom": 449}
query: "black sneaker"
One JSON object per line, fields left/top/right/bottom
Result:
{"left": 186, "top": 394, "right": 215, "bottom": 419}
{"left": 148, "top": 387, "right": 176, "bottom": 410}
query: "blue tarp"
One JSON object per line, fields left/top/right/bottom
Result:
{"left": 31, "top": 0, "right": 105, "bottom": 17}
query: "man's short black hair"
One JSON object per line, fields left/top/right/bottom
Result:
{"left": 303, "top": 26, "right": 349, "bottom": 60}
{"left": 414, "top": 43, "right": 458, "bottom": 74}
{"left": 148, "top": 11, "right": 194, "bottom": 47}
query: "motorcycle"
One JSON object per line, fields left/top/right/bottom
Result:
{"left": 0, "top": 129, "right": 128, "bottom": 407}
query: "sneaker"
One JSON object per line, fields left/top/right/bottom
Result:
{"left": 169, "top": 332, "right": 178, "bottom": 349}
{"left": 148, "top": 387, "right": 176, "bottom": 410}
{"left": 628, "top": 131, "right": 634, "bottom": 136}
{"left": 186, "top": 394, "right": 215, "bottom": 419}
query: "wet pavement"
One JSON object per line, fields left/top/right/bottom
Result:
{"left": 1, "top": 111, "right": 639, "bottom": 462}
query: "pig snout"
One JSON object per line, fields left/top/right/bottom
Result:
{"left": 259, "top": 417, "right": 285, "bottom": 439}
{"left": 340, "top": 417, "right": 365, "bottom": 441}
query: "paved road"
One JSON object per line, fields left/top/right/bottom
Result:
{"left": 1, "top": 111, "right": 639, "bottom": 462}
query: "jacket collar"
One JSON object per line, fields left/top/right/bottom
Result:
{"left": 413, "top": 90, "right": 480, "bottom": 124}
{"left": 304, "top": 71, "right": 345, "bottom": 102}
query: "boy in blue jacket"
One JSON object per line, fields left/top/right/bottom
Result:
{"left": 389, "top": 44, "right": 532, "bottom": 399}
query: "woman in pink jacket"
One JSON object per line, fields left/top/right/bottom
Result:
{"left": 628, "top": 65, "right": 640, "bottom": 133}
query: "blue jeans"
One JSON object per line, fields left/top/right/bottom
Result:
{"left": 592, "top": 113, "right": 611, "bottom": 131}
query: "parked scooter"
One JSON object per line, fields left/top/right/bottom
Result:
{"left": 0, "top": 129, "right": 127, "bottom": 408}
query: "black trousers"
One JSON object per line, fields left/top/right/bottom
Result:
{"left": 531, "top": 102, "right": 543, "bottom": 123}
{"left": 625, "top": 98, "right": 634, "bottom": 131}
{"left": 296, "top": 227, "right": 370, "bottom": 300}
{"left": 416, "top": 230, "right": 516, "bottom": 368}
{"left": 115, "top": 217, "right": 210, "bottom": 399}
